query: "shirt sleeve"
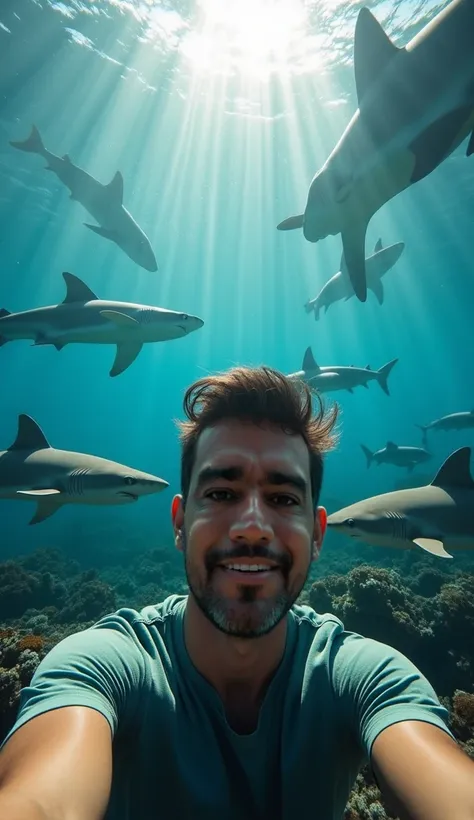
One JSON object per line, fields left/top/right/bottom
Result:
{"left": 331, "top": 631, "right": 454, "bottom": 760}
{"left": 1, "top": 614, "right": 148, "bottom": 750}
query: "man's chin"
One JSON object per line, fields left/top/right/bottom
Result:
{"left": 199, "top": 594, "right": 290, "bottom": 639}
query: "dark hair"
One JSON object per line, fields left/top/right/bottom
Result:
{"left": 176, "top": 365, "right": 339, "bottom": 507}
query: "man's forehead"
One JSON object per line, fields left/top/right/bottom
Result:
{"left": 193, "top": 421, "right": 310, "bottom": 470}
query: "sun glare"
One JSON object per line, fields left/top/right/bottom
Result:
{"left": 181, "top": 0, "right": 308, "bottom": 77}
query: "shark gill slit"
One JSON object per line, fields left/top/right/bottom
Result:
{"left": 385, "top": 510, "right": 407, "bottom": 541}
{"left": 68, "top": 468, "right": 89, "bottom": 496}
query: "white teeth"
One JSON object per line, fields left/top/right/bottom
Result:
{"left": 225, "top": 564, "right": 271, "bottom": 572}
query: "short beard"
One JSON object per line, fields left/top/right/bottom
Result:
{"left": 181, "top": 529, "right": 309, "bottom": 639}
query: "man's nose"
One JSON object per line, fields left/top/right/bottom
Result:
{"left": 229, "top": 494, "right": 274, "bottom": 543}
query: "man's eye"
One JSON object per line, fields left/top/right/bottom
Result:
{"left": 271, "top": 494, "right": 298, "bottom": 506}
{"left": 206, "top": 489, "right": 234, "bottom": 502}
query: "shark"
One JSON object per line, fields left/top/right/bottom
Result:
{"left": 287, "top": 346, "right": 398, "bottom": 396}
{"left": 0, "top": 414, "right": 169, "bottom": 525}
{"left": 361, "top": 441, "right": 432, "bottom": 472}
{"left": 0, "top": 271, "right": 204, "bottom": 377}
{"left": 277, "top": 0, "right": 474, "bottom": 301}
{"left": 327, "top": 447, "right": 474, "bottom": 558}
{"left": 10, "top": 125, "right": 158, "bottom": 272}
{"left": 305, "top": 238, "right": 404, "bottom": 319}
{"left": 416, "top": 410, "right": 474, "bottom": 448}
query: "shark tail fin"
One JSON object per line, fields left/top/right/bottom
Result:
{"left": 376, "top": 358, "right": 398, "bottom": 396}
{"left": 10, "top": 125, "right": 45, "bottom": 155}
{"left": 360, "top": 444, "right": 373, "bottom": 468}
{"left": 416, "top": 424, "right": 429, "bottom": 449}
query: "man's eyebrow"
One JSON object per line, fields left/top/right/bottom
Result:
{"left": 195, "top": 466, "right": 243, "bottom": 490}
{"left": 266, "top": 471, "right": 308, "bottom": 497}
{"left": 195, "top": 466, "right": 307, "bottom": 497}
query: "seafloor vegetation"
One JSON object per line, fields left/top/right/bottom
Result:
{"left": 0, "top": 544, "right": 472, "bottom": 819}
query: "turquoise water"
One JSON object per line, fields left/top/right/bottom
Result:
{"left": 0, "top": 0, "right": 473, "bottom": 577}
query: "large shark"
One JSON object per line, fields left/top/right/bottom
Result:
{"left": 0, "top": 414, "right": 169, "bottom": 525}
{"left": 361, "top": 441, "right": 432, "bottom": 472}
{"left": 327, "top": 447, "right": 474, "bottom": 559}
{"left": 278, "top": 0, "right": 474, "bottom": 301}
{"left": 416, "top": 410, "right": 474, "bottom": 448}
{"left": 305, "top": 238, "right": 404, "bottom": 319}
{"left": 287, "top": 346, "right": 398, "bottom": 396}
{"left": 0, "top": 272, "right": 204, "bottom": 377}
{"left": 10, "top": 125, "right": 157, "bottom": 272}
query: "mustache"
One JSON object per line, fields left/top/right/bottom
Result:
{"left": 205, "top": 544, "right": 292, "bottom": 573}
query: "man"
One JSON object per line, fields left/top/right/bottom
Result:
{"left": 0, "top": 366, "right": 472, "bottom": 820}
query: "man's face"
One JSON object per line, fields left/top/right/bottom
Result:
{"left": 173, "top": 421, "right": 326, "bottom": 639}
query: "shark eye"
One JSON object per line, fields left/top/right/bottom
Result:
{"left": 180, "top": 314, "right": 189, "bottom": 321}
{"left": 124, "top": 476, "right": 137, "bottom": 486}
{"left": 346, "top": 518, "right": 355, "bottom": 528}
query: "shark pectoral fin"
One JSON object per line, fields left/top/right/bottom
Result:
{"left": 84, "top": 223, "right": 118, "bottom": 242}
{"left": 341, "top": 221, "right": 368, "bottom": 302}
{"left": 105, "top": 171, "right": 124, "bottom": 205}
{"left": 17, "top": 489, "right": 61, "bottom": 496}
{"left": 370, "top": 278, "right": 384, "bottom": 305}
{"left": 354, "top": 8, "right": 401, "bottom": 106}
{"left": 62, "top": 272, "right": 98, "bottom": 304}
{"left": 110, "top": 342, "right": 143, "bottom": 377}
{"left": 412, "top": 538, "right": 453, "bottom": 559}
{"left": 29, "top": 497, "right": 63, "bottom": 526}
{"left": 100, "top": 310, "right": 139, "bottom": 328}
{"left": 410, "top": 108, "right": 474, "bottom": 184}
{"left": 277, "top": 214, "right": 304, "bottom": 231}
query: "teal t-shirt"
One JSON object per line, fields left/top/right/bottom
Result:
{"left": 2, "top": 595, "right": 453, "bottom": 820}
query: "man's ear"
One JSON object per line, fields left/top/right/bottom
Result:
{"left": 312, "top": 506, "right": 327, "bottom": 561}
{"left": 172, "top": 495, "right": 185, "bottom": 552}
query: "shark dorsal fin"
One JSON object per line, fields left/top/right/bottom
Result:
{"left": 386, "top": 441, "right": 397, "bottom": 451}
{"left": 62, "top": 272, "right": 98, "bottom": 304}
{"left": 302, "top": 347, "right": 319, "bottom": 373}
{"left": 430, "top": 447, "right": 473, "bottom": 488}
{"left": 374, "top": 238, "right": 383, "bottom": 253}
{"left": 354, "top": 8, "right": 401, "bottom": 106}
{"left": 366, "top": 364, "right": 371, "bottom": 370}
{"left": 9, "top": 414, "right": 50, "bottom": 451}
{"left": 106, "top": 171, "right": 124, "bottom": 204}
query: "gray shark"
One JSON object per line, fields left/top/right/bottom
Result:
{"left": 305, "top": 239, "right": 404, "bottom": 319}
{"left": 0, "top": 414, "right": 169, "bottom": 525}
{"left": 417, "top": 410, "right": 474, "bottom": 448}
{"left": 278, "top": 0, "right": 474, "bottom": 301}
{"left": 0, "top": 272, "right": 204, "bottom": 377}
{"left": 287, "top": 346, "right": 398, "bottom": 396}
{"left": 10, "top": 125, "right": 157, "bottom": 272}
{"left": 361, "top": 441, "right": 432, "bottom": 472}
{"left": 327, "top": 447, "right": 474, "bottom": 558}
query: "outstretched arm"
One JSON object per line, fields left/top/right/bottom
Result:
{"left": 372, "top": 720, "right": 474, "bottom": 820}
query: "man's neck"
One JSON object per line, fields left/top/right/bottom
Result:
{"left": 183, "top": 596, "right": 288, "bottom": 718}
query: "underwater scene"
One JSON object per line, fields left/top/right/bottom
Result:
{"left": 0, "top": 0, "right": 474, "bottom": 817}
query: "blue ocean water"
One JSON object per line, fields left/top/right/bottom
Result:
{"left": 0, "top": 0, "right": 473, "bottom": 578}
